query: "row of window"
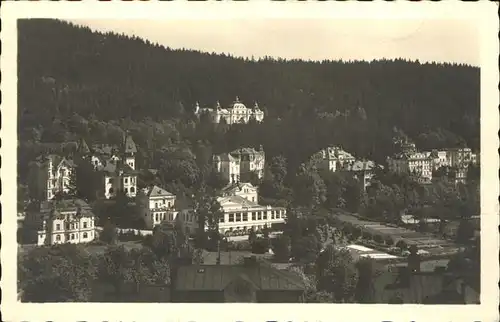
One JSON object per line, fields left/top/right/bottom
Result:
{"left": 154, "top": 201, "right": 173, "bottom": 209}
{"left": 54, "top": 231, "right": 92, "bottom": 241}
{"left": 152, "top": 212, "right": 195, "bottom": 223}
{"left": 154, "top": 212, "right": 173, "bottom": 223}
{"left": 223, "top": 210, "right": 285, "bottom": 223}
{"left": 108, "top": 186, "right": 136, "bottom": 194}
{"left": 107, "top": 177, "right": 137, "bottom": 184}
{"left": 55, "top": 221, "right": 93, "bottom": 231}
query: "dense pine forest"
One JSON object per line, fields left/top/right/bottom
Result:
{"left": 18, "top": 19, "right": 480, "bottom": 210}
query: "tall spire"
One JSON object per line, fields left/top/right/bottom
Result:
{"left": 123, "top": 131, "right": 137, "bottom": 155}
{"left": 76, "top": 137, "right": 90, "bottom": 155}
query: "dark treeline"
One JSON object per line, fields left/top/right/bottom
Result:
{"left": 18, "top": 19, "right": 479, "bottom": 191}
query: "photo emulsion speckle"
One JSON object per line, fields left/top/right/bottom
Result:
{"left": 2, "top": 3, "right": 499, "bottom": 321}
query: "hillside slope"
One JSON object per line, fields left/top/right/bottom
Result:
{"left": 18, "top": 19, "right": 480, "bottom": 151}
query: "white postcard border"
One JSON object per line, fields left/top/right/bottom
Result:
{"left": 1, "top": 1, "right": 498, "bottom": 321}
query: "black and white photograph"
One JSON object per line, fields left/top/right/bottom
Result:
{"left": 2, "top": 1, "right": 499, "bottom": 322}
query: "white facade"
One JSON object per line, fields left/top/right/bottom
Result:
{"left": 28, "top": 155, "right": 76, "bottom": 201}
{"left": 345, "top": 160, "right": 378, "bottom": 191}
{"left": 387, "top": 152, "right": 433, "bottom": 183}
{"left": 221, "top": 182, "right": 259, "bottom": 203}
{"left": 213, "top": 147, "right": 265, "bottom": 183}
{"left": 213, "top": 153, "right": 241, "bottom": 184}
{"left": 317, "top": 146, "right": 356, "bottom": 172}
{"left": 24, "top": 199, "right": 96, "bottom": 246}
{"left": 103, "top": 170, "right": 137, "bottom": 199}
{"left": 237, "top": 147, "right": 266, "bottom": 180}
{"left": 90, "top": 155, "right": 104, "bottom": 170}
{"left": 216, "top": 195, "right": 286, "bottom": 236}
{"left": 195, "top": 97, "right": 265, "bottom": 124}
{"left": 137, "top": 185, "right": 177, "bottom": 229}
{"left": 167, "top": 183, "right": 286, "bottom": 237}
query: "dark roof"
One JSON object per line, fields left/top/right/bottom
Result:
{"left": 91, "top": 144, "right": 116, "bottom": 156}
{"left": 76, "top": 138, "right": 90, "bottom": 154}
{"left": 39, "top": 198, "right": 94, "bottom": 218}
{"left": 32, "top": 154, "right": 78, "bottom": 169}
{"left": 100, "top": 160, "right": 137, "bottom": 175}
{"left": 373, "top": 270, "right": 471, "bottom": 304}
{"left": 124, "top": 135, "right": 137, "bottom": 154}
{"left": 144, "top": 185, "right": 175, "bottom": 198}
{"left": 175, "top": 264, "right": 306, "bottom": 292}
{"left": 221, "top": 182, "right": 256, "bottom": 195}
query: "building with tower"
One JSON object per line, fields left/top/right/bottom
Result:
{"left": 95, "top": 133, "right": 139, "bottom": 199}
{"left": 194, "top": 97, "right": 264, "bottom": 124}
{"left": 28, "top": 155, "right": 78, "bottom": 201}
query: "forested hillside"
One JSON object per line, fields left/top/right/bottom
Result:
{"left": 18, "top": 19, "right": 480, "bottom": 190}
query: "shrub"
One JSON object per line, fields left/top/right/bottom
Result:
{"left": 100, "top": 223, "right": 118, "bottom": 244}
{"left": 373, "top": 234, "right": 384, "bottom": 244}
{"left": 385, "top": 236, "right": 394, "bottom": 246}
{"left": 351, "top": 227, "right": 362, "bottom": 240}
{"left": 252, "top": 238, "right": 269, "bottom": 254}
{"left": 395, "top": 240, "right": 408, "bottom": 251}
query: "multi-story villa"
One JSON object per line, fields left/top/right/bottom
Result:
{"left": 28, "top": 155, "right": 77, "bottom": 201}
{"left": 100, "top": 160, "right": 138, "bottom": 199}
{"left": 95, "top": 134, "right": 139, "bottom": 199}
{"left": 446, "top": 148, "right": 478, "bottom": 167}
{"left": 430, "top": 150, "right": 450, "bottom": 169}
{"left": 161, "top": 182, "right": 286, "bottom": 237}
{"left": 316, "top": 146, "right": 356, "bottom": 172}
{"left": 236, "top": 146, "right": 265, "bottom": 180}
{"left": 221, "top": 182, "right": 258, "bottom": 203}
{"left": 454, "top": 165, "right": 469, "bottom": 184}
{"left": 137, "top": 185, "right": 177, "bottom": 229}
{"left": 345, "top": 160, "right": 379, "bottom": 191}
{"left": 213, "top": 153, "right": 241, "bottom": 184}
{"left": 213, "top": 146, "right": 266, "bottom": 184}
{"left": 215, "top": 194, "right": 287, "bottom": 237}
{"left": 24, "top": 198, "right": 96, "bottom": 246}
{"left": 194, "top": 97, "right": 264, "bottom": 124}
{"left": 387, "top": 151, "right": 434, "bottom": 183}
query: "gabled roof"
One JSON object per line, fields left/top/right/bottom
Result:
{"left": 346, "top": 160, "right": 376, "bottom": 172}
{"left": 217, "top": 195, "right": 260, "bottom": 209}
{"left": 91, "top": 144, "right": 116, "bottom": 156}
{"left": 144, "top": 185, "right": 175, "bottom": 198}
{"left": 40, "top": 198, "right": 94, "bottom": 218}
{"left": 76, "top": 138, "right": 90, "bottom": 154}
{"left": 213, "top": 153, "right": 239, "bottom": 163}
{"left": 100, "top": 160, "right": 137, "bottom": 175}
{"left": 59, "top": 157, "right": 77, "bottom": 169}
{"left": 319, "top": 146, "right": 355, "bottom": 161}
{"left": 175, "top": 264, "right": 306, "bottom": 291}
{"left": 231, "top": 147, "right": 262, "bottom": 156}
{"left": 33, "top": 154, "right": 77, "bottom": 169}
{"left": 222, "top": 182, "right": 256, "bottom": 195}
